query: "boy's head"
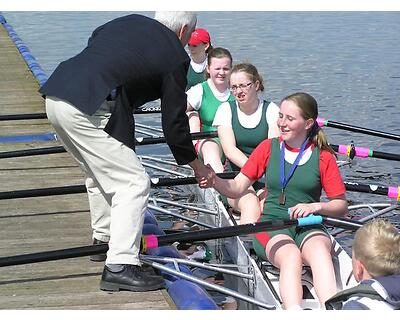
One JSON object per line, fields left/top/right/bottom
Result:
{"left": 352, "top": 219, "right": 400, "bottom": 281}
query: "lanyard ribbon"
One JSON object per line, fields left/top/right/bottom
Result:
{"left": 279, "top": 138, "right": 310, "bottom": 205}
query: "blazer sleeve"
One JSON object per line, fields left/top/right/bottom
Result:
{"left": 160, "top": 62, "right": 197, "bottom": 165}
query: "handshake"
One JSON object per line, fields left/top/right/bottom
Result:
{"left": 189, "top": 159, "right": 216, "bottom": 189}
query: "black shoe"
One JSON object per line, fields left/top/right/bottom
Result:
{"left": 141, "top": 263, "right": 160, "bottom": 276}
{"left": 100, "top": 264, "right": 165, "bottom": 292}
{"left": 90, "top": 238, "right": 108, "bottom": 262}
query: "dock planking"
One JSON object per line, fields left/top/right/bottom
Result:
{"left": 0, "top": 23, "right": 174, "bottom": 310}
{"left": 0, "top": 25, "right": 49, "bottom": 138}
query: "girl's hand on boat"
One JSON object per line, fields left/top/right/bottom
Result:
{"left": 288, "top": 203, "right": 322, "bottom": 219}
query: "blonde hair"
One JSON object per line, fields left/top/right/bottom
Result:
{"left": 281, "top": 92, "right": 335, "bottom": 155}
{"left": 353, "top": 219, "right": 400, "bottom": 277}
{"left": 231, "top": 63, "right": 265, "bottom": 92}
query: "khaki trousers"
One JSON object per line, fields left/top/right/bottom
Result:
{"left": 46, "top": 96, "right": 149, "bottom": 265}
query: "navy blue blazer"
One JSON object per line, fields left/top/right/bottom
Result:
{"left": 40, "top": 14, "right": 196, "bottom": 165}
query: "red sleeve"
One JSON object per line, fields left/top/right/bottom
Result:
{"left": 241, "top": 139, "right": 272, "bottom": 181}
{"left": 319, "top": 150, "right": 346, "bottom": 198}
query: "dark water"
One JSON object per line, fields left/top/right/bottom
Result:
{"left": 3, "top": 11, "right": 400, "bottom": 211}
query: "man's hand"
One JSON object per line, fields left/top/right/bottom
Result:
{"left": 188, "top": 159, "right": 215, "bottom": 188}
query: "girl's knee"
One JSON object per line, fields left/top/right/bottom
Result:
{"left": 285, "top": 249, "right": 302, "bottom": 265}
{"left": 268, "top": 242, "right": 302, "bottom": 268}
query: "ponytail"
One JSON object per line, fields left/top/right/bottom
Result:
{"left": 311, "top": 127, "right": 337, "bottom": 157}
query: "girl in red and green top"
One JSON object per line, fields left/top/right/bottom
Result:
{"left": 206, "top": 92, "right": 348, "bottom": 309}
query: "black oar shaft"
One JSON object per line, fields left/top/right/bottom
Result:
{"left": 0, "top": 176, "right": 395, "bottom": 200}
{"left": 157, "top": 219, "right": 298, "bottom": 244}
{"left": 0, "top": 185, "right": 86, "bottom": 200}
{"left": 0, "top": 146, "right": 66, "bottom": 159}
{"left": 0, "top": 219, "right": 299, "bottom": 267}
{"left": 371, "top": 150, "right": 400, "bottom": 161}
{"left": 151, "top": 175, "right": 396, "bottom": 200}
{"left": 0, "top": 244, "right": 108, "bottom": 267}
{"left": 320, "top": 118, "right": 400, "bottom": 141}
{"left": 0, "top": 113, "right": 47, "bottom": 121}
{"left": 0, "top": 172, "right": 235, "bottom": 199}
{"left": 0, "top": 172, "right": 237, "bottom": 200}
{"left": 344, "top": 181, "right": 389, "bottom": 196}
{"left": 151, "top": 172, "right": 238, "bottom": 187}
{"left": 135, "top": 131, "right": 217, "bottom": 145}
{"left": 0, "top": 107, "right": 161, "bottom": 121}
{"left": 0, "top": 131, "right": 217, "bottom": 159}
{"left": 0, "top": 215, "right": 362, "bottom": 267}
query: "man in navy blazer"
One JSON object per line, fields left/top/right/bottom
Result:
{"left": 40, "top": 12, "right": 212, "bottom": 292}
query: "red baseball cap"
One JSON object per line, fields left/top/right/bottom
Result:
{"left": 188, "top": 28, "right": 211, "bottom": 46}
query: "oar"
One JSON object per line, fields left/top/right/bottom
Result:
{"left": 344, "top": 181, "right": 400, "bottom": 202}
{"left": 0, "top": 106, "right": 161, "bottom": 121}
{"left": 330, "top": 143, "right": 400, "bottom": 162}
{"left": 1, "top": 173, "right": 396, "bottom": 201}
{"left": 0, "top": 215, "right": 362, "bottom": 267}
{"left": 153, "top": 174, "right": 400, "bottom": 202}
{"left": 0, "top": 172, "right": 235, "bottom": 200}
{"left": 0, "top": 113, "right": 47, "bottom": 121}
{"left": 0, "top": 129, "right": 161, "bottom": 144}
{"left": 0, "top": 146, "right": 66, "bottom": 159}
{"left": 317, "top": 117, "right": 400, "bottom": 141}
{"left": 150, "top": 172, "right": 237, "bottom": 187}
{"left": 0, "top": 185, "right": 87, "bottom": 200}
{"left": 136, "top": 131, "right": 217, "bottom": 145}
{"left": 0, "top": 131, "right": 217, "bottom": 159}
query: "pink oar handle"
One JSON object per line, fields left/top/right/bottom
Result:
{"left": 388, "top": 186, "right": 400, "bottom": 202}
{"left": 316, "top": 117, "right": 326, "bottom": 127}
{"left": 142, "top": 234, "right": 158, "bottom": 251}
{"left": 337, "top": 145, "right": 371, "bottom": 158}
{"left": 354, "top": 146, "right": 371, "bottom": 158}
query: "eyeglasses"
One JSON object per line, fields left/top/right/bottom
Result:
{"left": 230, "top": 82, "right": 253, "bottom": 92}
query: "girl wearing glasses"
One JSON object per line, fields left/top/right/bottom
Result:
{"left": 186, "top": 47, "right": 235, "bottom": 173}
{"left": 206, "top": 92, "right": 348, "bottom": 309}
{"left": 212, "top": 63, "right": 280, "bottom": 224}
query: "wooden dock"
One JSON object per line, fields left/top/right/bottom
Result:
{"left": 0, "top": 22, "right": 174, "bottom": 309}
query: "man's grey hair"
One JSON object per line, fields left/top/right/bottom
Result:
{"left": 154, "top": 11, "right": 197, "bottom": 34}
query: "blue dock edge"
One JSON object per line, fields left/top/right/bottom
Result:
{"left": 0, "top": 12, "right": 48, "bottom": 87}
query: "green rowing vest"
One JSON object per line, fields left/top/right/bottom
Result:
{"left": 229, "top": 99, "right": 269, "bottom": 163}
{"left": 262, "top": 138, "right": 322, "bottom": 219}
{"left": 186, "top": 64, "right": 206, "bottom": 91}
{"left": 199, "top": 81, "right": 235, "bottom": 133}
{"left": 325, "top": 283, "right": 396, "bottom": 310}
{"left": 228, "top": 100, "right": 269, "bottom": 190}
